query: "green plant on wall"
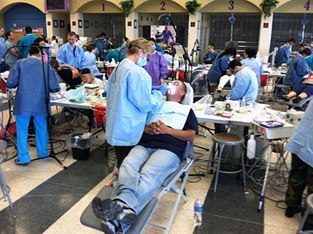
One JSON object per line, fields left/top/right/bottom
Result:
{"left": 120, "top": 0, "right": 134, "bottom": 17}
{"left": 260, "top": 0, "right": 279, "bottom": 18}
{"left": 186, "top": 0, "right": 201, "bottom": 15}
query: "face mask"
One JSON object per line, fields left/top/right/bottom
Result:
{"left": 136, "top": 57, "right": 148, "bottom": 67}
{"left": 152, "top": 45, "right": 156, "bottom": 49}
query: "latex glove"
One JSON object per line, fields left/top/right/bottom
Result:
{"left": 159, "top": 84, "right": 169, "bottom": 96}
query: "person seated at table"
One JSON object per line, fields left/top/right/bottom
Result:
{"left": 283, "top": 73, "right": 313, "bottom": 104}
{"left": 241, "top": 48, "right": 263, "bottom": 85}
{"left": 203, "top": 44, "right": 218, "bottom": 65}
{"left": 144, "top": 38, "right": 168, "bottom": 86}
{"left": 81, "top": 68, "right": 103, "bottom": 86}
{"left": 227, "top": 60, "right": 258, "bottom": 102}
{"left": 284, "top": 48, "right": 311, "bottom": 89}
{"left": 50, "top": 59, "right": 81, "bottom": 89}
{"left": 92, "top": 80, "right": 198, "bottom": 233}
{"left": 83, "top": 44, "right": 100, "bottom": 75}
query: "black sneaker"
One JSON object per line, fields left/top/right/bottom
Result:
{"left": 101, "top": 220, "right": 121, "bottom": 234}
{"left": 285, "top": 206, "right": 302, "bottom": 218}
{"left": 92, "top": 197, "right": 105, "bottom": 220}
{"left": 102, "top": 199, "right": 138, "bottom": 225}
{"left": 292, "top": 96, "right": 302, "bottom": 104}
{"left": 303, "top": 221, "right": 313, "bottom": 231}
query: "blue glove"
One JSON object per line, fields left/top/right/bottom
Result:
{"left": 159, "top": 84, "right": 169, "bottom": 95}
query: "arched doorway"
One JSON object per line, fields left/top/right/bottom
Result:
{"left": 4, "top": 3, "right": 46, "bottom": 35}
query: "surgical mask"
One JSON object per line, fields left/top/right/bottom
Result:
{"left": 136, "top": 57, "right": 148, "bottom": 67}
{"left": 152, "top": 45, "right": 156, "bottom": 49}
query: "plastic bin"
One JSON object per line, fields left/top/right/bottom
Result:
{"left": 69, "top": 133, "right": 93, "bottom": 160}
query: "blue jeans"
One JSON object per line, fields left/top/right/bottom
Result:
{"left": 112, "top": 145, "right": 180, "bottom": 214}
{"left": 16, "top": 115, "right": 48, "bottom": 164}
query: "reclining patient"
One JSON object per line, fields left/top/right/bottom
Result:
{"left": 92, "top": 80, "right": 198, "bottom": 233}
{"left": 283, "top": 73, "right": 313, "bottom": 104}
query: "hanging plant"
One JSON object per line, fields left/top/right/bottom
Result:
{"left": 120, "top": 0, "right": 134, "bottom": 17}
{"left": 260, "top": 0, "right": 279, "bottom": 18}
{"left": 186, "top": 0, "right": 201, "bottom": 15}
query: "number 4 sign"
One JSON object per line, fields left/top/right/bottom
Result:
{"left": 304, "top": 0, "right": 311, "bottom": 11}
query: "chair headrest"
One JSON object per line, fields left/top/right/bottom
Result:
{"left": 181, "top": 82, "right": 194, "bottom": 106}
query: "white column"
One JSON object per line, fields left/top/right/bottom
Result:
{"left": 187, "top": 12, "right": 202, "bottom": 62}
{"left": 70, "top": 13, "right": 84, "bottom": 36}
{"left": 125, "top": 12, "right": 138, "bottom": 40}
{"left": 46, "top": 13, "right": 53, "bottom": 39}
{"left": 258, "top": 13, "right": 274, "bottom": 64}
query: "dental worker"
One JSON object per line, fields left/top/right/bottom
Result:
{"left": 106, "top": 38, "right": 166, "bottom": 168}
{"left": 285, "top": 98, "right": 313, "bottom": 231}
{"left": 274, "top": 38, "right": 296, "bottom": 68}
{"left": 6, "top": 46, "right": 60, "bottom": 165}
{"left": 57, "top": 31, "right": 84, "bottom": 69}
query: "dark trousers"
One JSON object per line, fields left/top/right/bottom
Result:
{"left": 286, "top": 154, "right": 313, "bottom": 223}
{"left": 115, "top": 146, "right": 134, "bottom": 168}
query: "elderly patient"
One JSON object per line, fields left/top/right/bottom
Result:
{"left": 92, "top": 80, "right": 198, "bottom": 233}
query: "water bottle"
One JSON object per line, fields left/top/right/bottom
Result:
{"left": 193, "top": 198, "right": 203, "bottom": 226}
{"left": 240, "top": 96, "right": 247, "bottom": 107}
{"left": 247, "top": 134, "right": 256, "bottom": 159}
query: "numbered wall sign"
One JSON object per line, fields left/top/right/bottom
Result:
{"left": 304, "top": 0, "right": 311, "bottom": 11}
{"left": 160, "top": 0, "right": 166, "bottom": 11}
{"left": 229, "top": 0, "right": 235, "bottom": 11}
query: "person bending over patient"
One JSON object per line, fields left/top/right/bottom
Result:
{"left": 283, "top": 73, "right": 313, "bottom": 104}
{"left": 92, "top": 80, "right": 198, "bottom": 233}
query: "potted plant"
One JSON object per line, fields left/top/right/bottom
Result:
{"left": 186, "top": 0, "right": 201, "bottom": 15}
{"left": 120, "top": 0, "right": 134, "bottom": 17}
{"left": 260, "top": 0, "right": 279, "bottom": 18}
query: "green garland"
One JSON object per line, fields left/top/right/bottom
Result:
{"left": 186, "top": 0, "right": 201, "bottom": 15}
{"left": 260, "top": 0, "right": 279, "bottom": 18}
{"left": 120, "top": 0, "right": 134, "bottom": 17}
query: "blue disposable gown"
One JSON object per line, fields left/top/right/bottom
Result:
{"left": 105, "top": 58, "right": 163, "bottom": 146}
{"left": 274, "top": 44, "right": 292, "bottom": 67}
{"left": 57, "top": 43, "right": 84, "bottom": 69}
{"left": 287, "top": 97, "right": 313, "bottom": 168}
{"left": 17, "top": 34, "right": 38, "bottom": 58}
{"left": 83, "top": 51, "right": 100, "bottom": 74}
{"left": 285, "top": 56, "right": 310, "bottom": 88}
{"left": 207, "top": 54, "right": 232, "bottom": 83}
{"left": 6, "top": 57, "right": 60, "bottom": 116}
{"left": 229, "top": 67, "right": 258, "bottom": 102}
{"left": 241, "top": 58, "right": 263, "bottom": 85}
{"left": 0, "top": 37, "right": 5, "bottom": 61}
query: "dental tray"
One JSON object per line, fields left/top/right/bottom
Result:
{"left": 260, "top": 120, "right": 284, "bottom": 128}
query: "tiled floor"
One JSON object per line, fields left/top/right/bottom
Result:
{"left": 0, "top": 116, "right": 301, "bottom": 234}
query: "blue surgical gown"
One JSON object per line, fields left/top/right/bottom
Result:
{"left": 82, "top": 51, "right": 100, "bottom": 74}
{"left": 17, "top": 34, "right": 38, "bottom": 58}
{"left": 287, "top": 97, "right": 313, "bottom": 168}
{"left": 0, "top": 37, "right": 5, "bottom": 61}
{"left": 274, "top": 44, "right": 292, "bottom": 67}
{"left": 6, "top": 57, "right": 60, "bottom": 116}
{"left": 57, "top": 43, "right": 84, "bottom": 69}
{"left": 241, "top": 58, "right": 263, "bottom": 85}
{"left": 285, "top": 56, "right": 310, "bottom": 88}
{"left": 207, "top": 54, "right": 232, "bottom": 83}
{"left": 306, "top": 54, "right": 313, "bottom": 71}
{"left": 105, "top": 58, "right": 163, "bottom": 146}
{"left": 229, "top": 67, "right": 258, "bottom": 102}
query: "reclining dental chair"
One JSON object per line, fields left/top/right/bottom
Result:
{"left": 80, "top": 83, "right": 195, "bottom": 233}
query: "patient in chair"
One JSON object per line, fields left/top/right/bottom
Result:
{"left": 92, "top": 80, "right": 198, "bottom": 234}
{"left": 283, "top": 73, "right": 313, "bottom": 104}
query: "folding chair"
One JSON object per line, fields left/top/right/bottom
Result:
{"left": 80, "top": 142, "right": 195, "bottom": 234}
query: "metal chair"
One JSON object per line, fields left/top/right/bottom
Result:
{"left": 208, "top": 133, "right": 246, "bottom": 192}
{"left": 298, "top": 193, "right": 313, "bottom": 234}
{"left": 0, "top": 140, "right": 16, "bottom": 218}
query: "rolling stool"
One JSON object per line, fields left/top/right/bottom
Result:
{"left": 0, "top": 141, "right": 16, "bottom": 218}
{"left": 208, "top": 133, "right": 246, "bottom": 192}
{"left": 298, "top": 194, "right": 313, "bottom": 234}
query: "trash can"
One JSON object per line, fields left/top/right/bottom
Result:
{"left": 69, "top": 133, "right": 93, "bottom": 160}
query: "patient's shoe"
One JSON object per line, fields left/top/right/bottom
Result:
{"left": 92, "top": 197, "right": 105, "bottom": 220}
{"left": 285, "top": 206, "right": 302, "bottom": 218}
{"left": 102, "top": 199, "right": 137, "bottom": 225}
{"left": 101, "top": 220, "right": 122, "bottom": 234}
{"left": 292, "top": 96, "right": 302, "bottom": 104}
